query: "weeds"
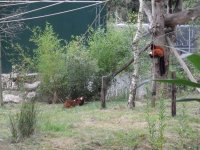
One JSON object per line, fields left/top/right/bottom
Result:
{"left": 146, "top": 99, "right": 166, "bottom": 150}
{"left": 157, "top": 99, "right": 166, "bottom": 150}
{"left": 176, "top": 104, "right": 199, "bottom": 149}
{"left": 9, "top": 101, "right": 37, "bottom": 142}
{"left": 18, "top": 101, "right": 37, "bottom": 137}
{"left": 9, "top": 115, "right": 18, "bottom": 142}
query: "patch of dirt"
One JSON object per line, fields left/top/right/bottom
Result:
{"left": 48, "top": 137, "right": 77, "bottom": 150}
{"left": 0, "top": 140, "right": 13, "bottom": 150}
{"left": 81, "top": 116, "right": 147, "bottom": 132}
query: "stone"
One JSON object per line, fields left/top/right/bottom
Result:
{"left": 26, "top": 92, "right": 37, "bottom": 100}
{"left": 3, "top": 94, "right": 23, "bottom": 103}
{"left": 24, "top": 81, "right": 41, "bottom": 91}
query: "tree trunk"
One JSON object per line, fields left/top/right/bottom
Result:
{"left": 128, "top": 0, "right": 144, "bottom": 109}
{"left": 100, "top": 76, "right": 110, "bottom": 109}
{"left": 171, "top": 71, "right": 176, "bottom": 117}
{"left": 151, "top": 0, "right": 167, "bottom": 107}
{"left": 141, "top": 0, "right": 200, "bottom": 108}
{"left": 53, "top": 90, "right": 58, "bottom": 104}
{"left": 152, "top": 0, "right": 170, "bottom": 107}
{"left": 0, "top": 35, "right": 3, "bottom": 106}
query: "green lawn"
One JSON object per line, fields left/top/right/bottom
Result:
{"left": 0, "top": 99, "right": 199, "bottom": 150}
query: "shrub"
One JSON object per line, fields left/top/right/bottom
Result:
{"left": 9, "top": 101, "right": 37, "bottom": 142}
{"left": 145, "top": 99, "right": 166, "bottom": 150}
{"left": 9, "top": 115, "right": 18, "bottom": 142}
{"left": 31, "top": 23, "right": 67, "bottom": 103}
{"left": 12, "top": 24, "right": 133, "bottom": 101}
{"left": 64, "top": 38, "right": 99, "bottom": 99}
{"left": 18, "top": 101, "right": 37, "bottom": 137}
{"left": 88, "top": 27, "right": 132, "bottom": 75}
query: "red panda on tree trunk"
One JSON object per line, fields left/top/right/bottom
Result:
{"left": 149, "top": 44, "right": 166, "bottom": 76}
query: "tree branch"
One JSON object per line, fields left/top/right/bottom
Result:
{"left": 165, "top": 6, "right": 200, "bottom": 27}
{"left": 143, "top": 1, "right": 153, "bottom": 25}
{"left": 110, "top": 43, "right": 151, "bottom": 78}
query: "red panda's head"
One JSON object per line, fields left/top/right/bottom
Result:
{"left": 149, "top": 51, "right": 153, "bottom": 58}
{"left": 76, "top": 96, "right": 85, "bottom": 106}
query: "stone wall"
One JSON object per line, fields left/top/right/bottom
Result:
{"left": 1, "top": 73, "right": 40, "bottom": 103}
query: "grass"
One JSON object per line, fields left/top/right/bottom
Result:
{"left": 0, "top": 99, "right": 199, "bottom": 150}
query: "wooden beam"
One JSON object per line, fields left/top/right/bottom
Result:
{"left": 171, "top": 71, "right": 176, "bottom": 117}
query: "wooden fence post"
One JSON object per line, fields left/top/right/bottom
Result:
{"left": 100, "top": 76, "right": 110, "bottom": 109}
{"left": 171, "top": 71, "right": 176, "bottom": 117}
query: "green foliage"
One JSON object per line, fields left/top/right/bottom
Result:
{"left": 64, "top": 37, "right": 99, "bottom": 98}
{"left": 145, "top": 99, "right": 166, "bottom": 150}
{"left": 145, "top": 105, "right": 157, "bottom": 147}
{"left": 157, "top": 99, "right": 166, "bottom": 150}
{"left": 128, "top": 11, "right": 138, "bottom": 23}
{"left": 176, "top": 104, "right": 198, "bottom": 149}
{"left": 12, "top": 23, "right": 133, "bottom": 100}
{"left": 187, "top": 54, "right": 200, "bottom": 71}
{"left": 31, "top": 23, "right": 67, "bottom": 97}
{"left": 176, "top": 104, "right": 190, "bottom": 148}
{"left": 18, "top": 101, "right": 37, "bottom": 138}
{"left": 10, "top": 43, "right": 35, "bottom": 73}
{"left": 88, "top": 28, "right": 132, "bottom": 75}
{"left": 1, "top": 100, "right": 199, "bottom": 149}
{"left": 9, "top": 115, "right": 18, "bottom": 142}
{"left": 9, "top": 101, "right": 37, "bottom": 142}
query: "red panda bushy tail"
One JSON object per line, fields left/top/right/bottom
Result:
{"left": 159, "top": 57, "right": 165, "bottom": 76}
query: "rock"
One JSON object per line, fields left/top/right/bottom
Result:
{"left": 26, "top": 92, "right": 37, "bottom": 100}
{"left": 24, "top": 81, "right": 41, "bottom": 91}
{"left": 3, "top": 94, "right": 23, "bottom": 103}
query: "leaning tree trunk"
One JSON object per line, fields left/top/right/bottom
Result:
{"left": 0, "top": 35, "right": 3, "bottom": 106}
{"left": 151, "top": 0, "right": 167, "bottom": 107}
{"left": 128, "top": 0, "right": 144, "bottom": 109}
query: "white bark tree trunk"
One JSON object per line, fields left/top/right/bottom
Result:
{"left": 128, "top": 0, "right": 144, "bottom": 108}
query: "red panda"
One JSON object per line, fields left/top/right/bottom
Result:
{"left": 63, "top": 99, "right": 77, "bottom": 108}
{"left": 149, "top": 44, "right": 164, "bottom": 58}
{"left": 75, "top": 96, "right": 85, "bottom": 106}
{"left": 149, "top": 44, "right": 166, "bottom": 76}
{"left": 63, "top": 96, "right": 85, "bottom": 108}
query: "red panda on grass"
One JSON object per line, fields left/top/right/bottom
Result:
{"left": 63, "top": 99, "right": 77, "bottom": 108}
{"left": 63, "top": 96, "right": 85, "bottom": 108}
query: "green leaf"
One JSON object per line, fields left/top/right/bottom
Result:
{"left": 156, "top": 79, "right": 200, "bottom": 88}
{"left": 187, "top": 54, "right": 200, "bottom": 71}
{"left": 176, "top": 98, "right": 200, "bottom": 102}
